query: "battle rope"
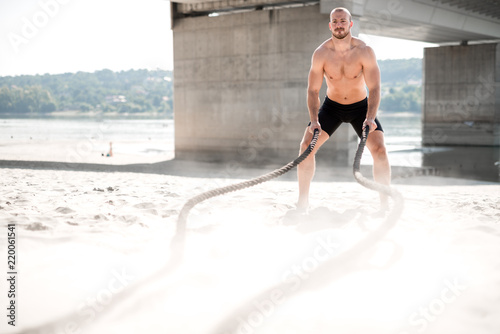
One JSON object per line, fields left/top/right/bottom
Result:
{"left": 19, "top": 130, "right": 321, "bottom": 334}
{"left": 353, "top": 126, "right": 400, "bottom": 197}
{"left": 22, "top": 127, "right": 404, "bottom": 334}
{"left": 171, "top": 129, "right": 320, "bottom": 262}
{"left": 211, "top": 126, "right": 405, "bottom": 334}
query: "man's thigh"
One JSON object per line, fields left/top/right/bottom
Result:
{"left": 300, "top": 127, "right": 330, "bottom": 154}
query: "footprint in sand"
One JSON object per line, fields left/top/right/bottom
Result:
{"left": 25, "top": 222, "right": 50, "bottom": 231}
{"left": 118, "top": 215, "right": 140, "bottom": 224}
{"left": 133, "top": 202, "right": 156, "bottom": 209}
{"left": 133, "top": 203, "right": 159, "bottom": 215}
{"left": 55, "top": 207, "right": 75, "bottom": 214}
{"left": 161, "top": 209, "right": 179, "bottom": 218}
{"left": 93, "top": 214, "right": 109, "bottom": 221}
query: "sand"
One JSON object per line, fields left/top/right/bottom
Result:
{"left": 0, "top": 150, "right": 499, "bottom": 334}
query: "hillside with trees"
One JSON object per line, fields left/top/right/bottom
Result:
{"left": 378, "top": 58, "right": 422, "bottom": 113}
{"left": 0, "top": 58, "right": 422, "bottom": 117}
{"left": 0, "top": 69, "right": 173, "bottom": 118}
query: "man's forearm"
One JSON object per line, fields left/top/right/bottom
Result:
{"left": 366, "top": 87, "right": 380, "bottom": 120}
{"left": 307, "top": 90, "right": 321, "bottom": 122}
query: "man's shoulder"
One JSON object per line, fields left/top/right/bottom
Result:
{"left": 352, "top": 37, "right": 371, "bottom": 52}
{"left": 315, "top": 38, "right": 332, "bottom": 51}
{"left": 351, "top": 38, "right": 377, "bottom": 62}
{"left": 313, "top": 39, "right": 333, "bottom": 58}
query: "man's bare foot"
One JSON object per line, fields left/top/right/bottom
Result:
{"left": 296, "top": 199, "right": 309, "bottom": 212}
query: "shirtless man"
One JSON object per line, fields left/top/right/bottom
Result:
{"left": 297, "top": 7, "right": 391, "bottom": 212}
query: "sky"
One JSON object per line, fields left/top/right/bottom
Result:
{"left": 0, "top": 0, "right": 437, "bottom": 77}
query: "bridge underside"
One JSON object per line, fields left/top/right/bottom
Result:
{"left": 170, "top": 0, "right": 500, "bottom": 166}
{"left": 173, "top": 0, "right": 500, "bottom": 44}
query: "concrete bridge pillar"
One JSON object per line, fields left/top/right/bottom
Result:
{"left": 423, "top": 43, "right": 500, "bottom": 146}
{"left": 172, "top": 3, "right": 362, "bottom": 167}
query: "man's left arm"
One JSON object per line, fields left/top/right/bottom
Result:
{"left": 363, "top": 46, "right": 381, "bottom": 133}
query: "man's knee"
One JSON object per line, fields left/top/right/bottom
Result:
{"left": 369, "top": 142, "right": 387, "bottom": 159}
{"left": 300, "top": 139, "right": 310, "bottom": 152}
{"left": 300, "top": 137, "right": 320, "bottom": 155}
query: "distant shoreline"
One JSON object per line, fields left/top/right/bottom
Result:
{"left": 0, "top": 110, "right": 173, "bottom": 120}
{"left": 0, "top": 109, "right": 418, "bottom": 120}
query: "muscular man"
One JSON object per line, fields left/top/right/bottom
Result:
{"left": 297, "top": 7, "right": 391, "bottom": 212}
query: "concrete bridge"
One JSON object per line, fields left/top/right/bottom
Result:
{"left": 169, "top": 0, "right": 500, "bottom": 167}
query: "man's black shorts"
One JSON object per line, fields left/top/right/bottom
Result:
{"left": 310, "top": 96, "right": 384, "bottom": 138}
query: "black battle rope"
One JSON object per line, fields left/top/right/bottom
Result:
{"left": 171, "top": 128, "right": 321, "bottom": 262}
{"left": 353, "top": 127, "right": 400, "bottom": 197}
{"left": 19, "top": 130, "right": 320, "bottom": 334}
{"left": 212, "top": 126, "right": 405, "bottom": 334}
{"left": 22, "top": 127, "right": 403, "bottom": 334}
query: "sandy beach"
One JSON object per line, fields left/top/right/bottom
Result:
{"left": 0, "top": 140, "right": 499, "bottom": 334}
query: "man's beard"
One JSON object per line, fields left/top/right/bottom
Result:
{"left": 333, "top": 29, "right": 349, "bottom": 39}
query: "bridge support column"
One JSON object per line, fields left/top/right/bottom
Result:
{"left": 172, "top": 4, "right": 359, "bottom": 167}
{"left": 423, "top": 43, "right": 500, "bottom": 146}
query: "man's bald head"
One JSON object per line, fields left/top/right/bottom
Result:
{"left": 330, "top": 7, "right": 352, "bottom": 22}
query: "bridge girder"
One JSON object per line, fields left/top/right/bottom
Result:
{"left": 171, "top": 0, "right": 500, "bottom": 44}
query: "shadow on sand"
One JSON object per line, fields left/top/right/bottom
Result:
{"left": 0, "top": 158, "right": 439, "bottom": 183}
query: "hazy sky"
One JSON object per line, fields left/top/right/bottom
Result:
{"left": 0, "top": 0, "right": 436, "bottom": 77}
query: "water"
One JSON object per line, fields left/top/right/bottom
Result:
{"left": 0, "top": 118, "right": 173, "bottom": 142}
{"left": 378, "top": 113, "right": 499, "bottom": 182}
{"left": 379, "top": 113, "right": 423, "bottom": 148}
{"left": 0, "top": 116, "right": 498, "bottom": 182}
{"left": 356, "top": 112, "right": 423, "bottom": 167}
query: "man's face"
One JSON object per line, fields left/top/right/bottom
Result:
{"left": 329, "top": 11, "right": 351, "bottom": 39}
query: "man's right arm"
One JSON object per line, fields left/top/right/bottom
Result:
{"left": 307, "top": 49, "right": 324, "bottom": 134}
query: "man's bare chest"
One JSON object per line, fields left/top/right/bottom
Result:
{"left": 323, "top": 55, "right": 363, "bottom": 81}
